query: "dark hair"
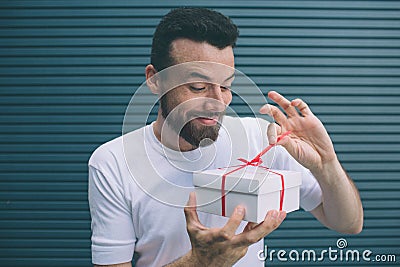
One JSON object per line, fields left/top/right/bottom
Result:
{"left": 151, "top": 7, "right": 239, "bottom": 71}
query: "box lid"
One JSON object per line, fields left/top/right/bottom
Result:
{"left": 193, "top": 166, "right": 302, "bottom": 195}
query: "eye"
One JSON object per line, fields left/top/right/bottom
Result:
{"left": 220, "top": 85, "right": 231, "bottom": 91}
{"left": 189, "top": 85, "right": 206, "bottom": 91}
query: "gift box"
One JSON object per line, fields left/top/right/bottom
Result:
{"left": 193, "top": 165, "right": 302, "bottom": 223}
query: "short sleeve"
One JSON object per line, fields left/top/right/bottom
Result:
{"left": 298, "top": 168, "right": 323, "bottom": 211}
{"left": 88, "top": 165, "right": 136, "bottom": 265}
{"left": 271, "top": 146, "right": 322, "bottom": 211}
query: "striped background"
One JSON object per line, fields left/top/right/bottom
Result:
{"left": 0, "top": 1, "right": 399, "bottom": 266}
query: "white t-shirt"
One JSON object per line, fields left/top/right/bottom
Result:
{"left": 88, "top": 116, "right": 322, "bottom": 266}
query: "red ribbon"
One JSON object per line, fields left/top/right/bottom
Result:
{"left": 220, "top": 131, "right": 291, "bottom": 217}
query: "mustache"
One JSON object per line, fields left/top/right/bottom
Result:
{"left": 186, "top": 110, "right": 225, "bottom": 119}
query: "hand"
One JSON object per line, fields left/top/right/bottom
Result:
{"left": 260, "top": 91, "right": 337, "bottom": 173}
{"left": 184, "top": 192, "right": 285, "bottom": 267}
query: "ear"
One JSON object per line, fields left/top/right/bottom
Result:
{"left": 145, "top": 64, "right": 160, "bottom": 94}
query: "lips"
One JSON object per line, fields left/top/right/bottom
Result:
{"left": 195, "top": 116, "right": 219, "bottom": 126}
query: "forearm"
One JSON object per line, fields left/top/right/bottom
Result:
{"left": 311, "top": 158, "right": 363, "bottom": 234}
{"left": 164, "top": 250, "right": 198, "bottom": 267}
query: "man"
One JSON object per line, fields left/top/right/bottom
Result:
{"left": 88, "top": 7, "right": 363, "bottom": 267}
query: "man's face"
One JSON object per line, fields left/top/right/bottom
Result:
{"left": 159, "top": 39, "right": 235, "bottom": 148}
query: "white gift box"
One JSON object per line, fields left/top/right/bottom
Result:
{"left": 193, "top": 166, "right": 302, "bottom": 223}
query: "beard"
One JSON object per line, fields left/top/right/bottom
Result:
{"left": 160, "top": 94, "right": 224, "bottom": 148}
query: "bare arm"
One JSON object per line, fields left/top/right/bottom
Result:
{"left": 309, "top": 159, "right": 363, "bottom": 234}
{"left": 261, "top": 91, "right": 363, "bottom": 234}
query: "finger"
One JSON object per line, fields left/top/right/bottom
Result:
{"left": 291, "top": 98, "right": 312, "bottom": 116}
{"left": 220, "top": 205, "right": 246, "bottom": 240}
{"left": 243, "top": 222, "right": 259, "bottom": 232}
{"left": 268, "top": 91, "right": 298, "bottom": 117}
{"left": 275, "top": 131, "right": 292, "bottom": 147}
{"left": 259, "top": 103, "right": 272, "bottom": 115}
{"left": 233, "top": 210, "right": 286, "bottom": 246}
{"left": 184, "top": 192, "right": 205, "bottom": 231}
{"left": 238, "top": 210, "right": 286, "bottom": 245}
{"left": 262, "top": 104, "right": 288, "bottom": 127}
{"left": 267, "top": 123, "right": 282, "bottom": 145}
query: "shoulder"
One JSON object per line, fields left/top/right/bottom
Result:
{"left": 88, "top": 127, "right": 145, "bottom": 173}
{"left": 88, "top": 135, "right": 123, "bottom": 170}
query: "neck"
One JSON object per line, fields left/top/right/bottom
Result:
{"left": 152, "top": 110, "right": 196, "bottom": 152}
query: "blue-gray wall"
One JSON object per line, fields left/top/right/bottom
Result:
{"left": 0, "top": 1, "right": 399, "bottom": 266}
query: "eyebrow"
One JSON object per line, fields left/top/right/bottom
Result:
{"left": 188, "top": 71, "right": 235, "bottom": 82}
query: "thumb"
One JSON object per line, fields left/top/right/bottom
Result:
{"left": 277, "top": 134, "right": 300, "bottom": 163}
{"left": 271, "top": 130, "right": 299, "bottom": 161}
{"left": 184, "top": 192, "right": 201, "bottom": 225}
{"left": 187, "top": 191, "right": 197, "bottom": 208}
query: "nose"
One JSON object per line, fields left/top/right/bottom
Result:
{"left": 204, "top": 84, "right": 226, "bottom": 111}
{"left": 208, "top": 84, "right": 225, "bottom": 101}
